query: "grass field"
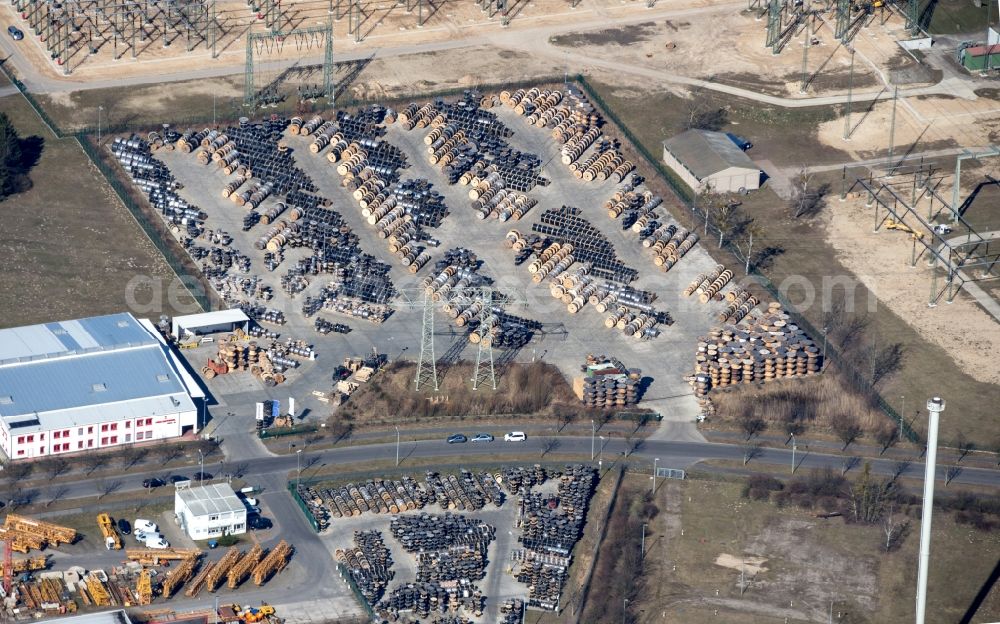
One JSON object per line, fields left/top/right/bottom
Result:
{"left": 634, "top": 477, "right": 1000, "bottom": 623}
{"left": 920, "top": 0, "right": 998, "bottom": 35}
{"left": 587, "top": 80, "right": 1000, "bottom": 446}
{"left": 0, "top": 93, "right": 192, "bottom": 327}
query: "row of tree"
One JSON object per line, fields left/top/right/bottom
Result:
{"left": 0, "top": 112, "right": 36, "bottom": 199}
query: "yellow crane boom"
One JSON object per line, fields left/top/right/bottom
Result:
{"left": 228, "top": 544, "right": 263, "bottom": 589}
{"left": 252, "top": 541, "right": 292, "bottom": 585}
{"left": 205, "top": 547, "right": 241, "bottom": 592}
{"left": 125, "top": 548, "right": 201, "bottom": 565}
{"left": 96, "top": 514, "right": 121, "bottom": 550}
{"left": 161, "top": 556, "right": 200, "bottom": 598}
{"left": 4, "top": 514, "right": 76, "bottom": 546}
{"left": 136, "top": 569, "right": 152, "bottom": 606}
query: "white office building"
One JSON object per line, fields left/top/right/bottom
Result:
{"left": 174, "top": 482, "right": 247, "bottom": 540}
{"left": 0, "top": 312, "right": 204, "bottom": 460}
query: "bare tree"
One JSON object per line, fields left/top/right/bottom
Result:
{"left": 163, "top": 445, "right": 186, "bottom": 464}
{"left": 623, "top": 433, "right": 642, "bottom": 458}
{"left": 945, "top": 465, "right": 962, "bottom": 486}
{"left": 738, "top": 411, "right": 767, "bottom": 441}
{"left": 43, "top": 458, "right": 70, "bottom": 479}
{"left": 873, "top": 422, "right": 899, "bottom": 456}
{"left": 557, "top": 409, "right": 576, "bottom": 433}
{"left": 680, "top": 83, "right": 728, "bottom": 132}
{"left": 869, "top": 343, "right": 905, "bottom": 386}
{"left": 82, "top": 453, "right": 108, "bottom": 476}
{"left": 119, "top": 445, "right": 148, "bottom": 470}
{"left": 891, "top": 459, "right": 911, "bottom": 481}
{"left": 733, "top": 220, "right": 766, "bottom": 274}
{"left": 97, "top": 479, "right": 123, "bottom": 499}
{"left": 45, "top": 485, "right": 71, "bottom": 508}
{"left": 847, "top": 462, "right": 892, "bottom": 524}
{"left": 833, "top": 416, "right": 863, "bottom": 451}
{"left": 331, "top": 419, "right": 354, "bottom": 443}
{"left": 790, "top": 168, "right": 830, "bottom": 218}
{"left": 882, "top": 503, "right": 908, "bottom": 552}
{"left": 955, "top": 432, "right": 975, "bottom": 462}
{"left": 540, "top": 437, "right": 560, "bottom": 457}
{"left": 842, "top": 456, "right": 861, "bottom": 475}
{"left": 7, "top": 462, "right": 33, "bottom": 481}
{"left": 742, "top": 441, "right": 762, "bottom": 466}
{"left": 782, "top": 413, "right": 805, "bottom": 442}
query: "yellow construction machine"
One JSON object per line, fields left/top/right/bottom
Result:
{"left": 96, "top": 514, "right": 121, "bottom": 550}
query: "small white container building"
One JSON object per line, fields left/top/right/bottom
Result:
{"left": 174, "top": 482, "right": 247, "bottom": 540}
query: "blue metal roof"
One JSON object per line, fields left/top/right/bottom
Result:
{"left": 0, "top": 345, "right": 187, "bottom": 419}
{"left": 0, "top": 313, "right": 155, "bottom": 365}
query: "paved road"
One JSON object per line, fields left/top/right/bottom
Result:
{"left": 17, "top": 435, "right": 1000, "bottom": 505}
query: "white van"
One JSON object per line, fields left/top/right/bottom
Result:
{"left": 144, "top": 536, "right": 170, "bottom": 549}
{"left": 504, "top": 431, "right": 526, "bottom": 442}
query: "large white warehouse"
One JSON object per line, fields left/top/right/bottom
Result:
{"left": 0, "top": 312, "right": 204, "bottom": 460}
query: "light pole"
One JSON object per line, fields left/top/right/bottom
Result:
{"left": 915, "top": 397, "right": 945, "bottom": 624}
{"left": 591, "top": 419, "right": 595, "bottom": 461}
{"left": 296, "top": 449, "right": 303, "bottom": 490}
{"left": 214, "top": 595, "right": 219, "bottom": 624}
{"left": 599, "top": 436, "right": 605, "bottom": 472}
{"left": 822, "top": 326, "right": 829, "bottom": 370}
{"left": 198, "top": 449, "right": 204, "bottom": 485}
{"left": 900, "top": 395, "right": 905, "bottom": 441}
{"left": 641, "top": 523, "right": 647, "bottom": 560}
{"left": 622, "top": 598, "right": 629, "bottom": 624}
{"left": 652, "top": 457, "right": 659, "bottom": 492}
{"left": 395, "top": 426, "right": 400, "bottom": 467}
{"left": 97, "top": 105, "right": 103, "bottom": 144}
{"left": 791, "top": 433, "right": 797, "bottom": 474}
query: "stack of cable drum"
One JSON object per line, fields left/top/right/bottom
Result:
{"left": 335, "top": 530, "right": 393, "bottom": 606}
{"left": 642, "top": 223, "right": 699, "bottom": 273}
{"left": 575, "top": 355, "right": 642, "bottom": 408}
{"left": 579, "top": 371, "right": 642, "bottom": 408}
{"left": 682, "top": 265, "right": 733, "bottom": 303}
{"left": 691, "top": 302, "right": 823, "bottom": 396}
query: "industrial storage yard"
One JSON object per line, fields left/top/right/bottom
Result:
{"left": 107, "top": 84, "right": 831, "bottom": 427}
{"left": 1, "top": 0, "right": 1000, "bottom": 621}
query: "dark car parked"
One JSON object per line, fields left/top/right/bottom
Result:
{"left": 143, "top": 478, "right": 165, "bottom": 488}
{"left": 8, "top": 26, "right": 24, "bottom": 41}
{"left": 117, "top": 519, "right": 131, "bottom": 535}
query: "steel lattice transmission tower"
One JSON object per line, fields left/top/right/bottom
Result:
{"left": 244, "top": 17, "right": 334, "bottom": 108}
{"left": 472, "top": 289, "right": 497, "bottom": 391}
{"left": 766, "top": 0, "right": 782, "bottom": 50}
{"left": 905, "top": 0, "right": 919, "bottom": 34}
{"left": 835, "top": 0, "right": 850, "bottom": 40}
{"left": 415, "top": 290, "right": 439, "bottom": 392}
{"left": 398, "top": 285, "right": 526, "bottom": 392}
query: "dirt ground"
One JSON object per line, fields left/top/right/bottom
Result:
{"left": 1, "top": 0, "right": 717, "bottom": 83}
{"left": 816, "top": 95, "right": 1000, "bottom": 159}
{"left": 827, "top": 197, "right": 1000, "bottom": 386}
{"left": 546, "top": 9, "right": 926, "bottom": 98}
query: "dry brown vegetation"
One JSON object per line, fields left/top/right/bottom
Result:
{"left": 708, "top": 371, "right": 886, "bottom": 440}
{"left": 334, "top": 361, "right": 587, "bottom": 427}
{"left": 579, "top": 476, "right": 659, "bottom": 624}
